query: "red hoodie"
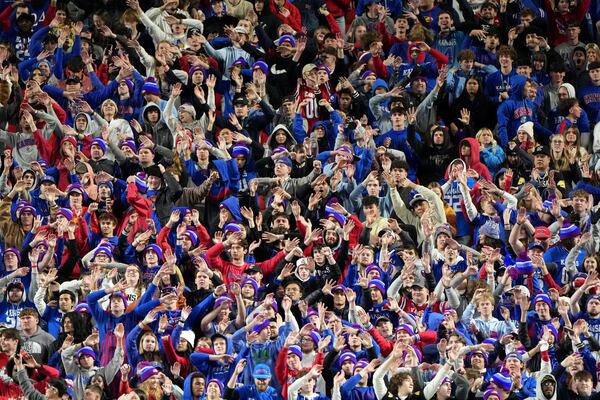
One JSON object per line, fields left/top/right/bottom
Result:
{"left": 459, "top": 137, "right": 492, "bottom": 182}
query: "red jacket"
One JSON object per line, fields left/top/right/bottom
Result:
{"left": 206, "top": 242, "right": 286, "bottom": 285}
{"left": 368, "top": 326, "right": 437, "bottom": 357}
{"left": 275, "top": 347, "right": 324, "bottom": 399}
{"left": 325, "top": 0, "right": 350, "bottom": 18}
{"left": 162, "top": 334, "right": 191, "bottom": 378}
{"left": 269, "top": 0, "right": 303, "bottom": 32}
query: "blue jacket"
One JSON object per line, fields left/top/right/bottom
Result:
{"left": 578, "top": 83, "right": 600, "bottom": 124}
{"left": 433, "top": 30, "right": 466, "bottom": 65}
{"left": 496, "top": 75, "right": 552, "bottom": 147}
{"left": 190, "top": 334, "right": 236, "bottom": 383}
{"left": 229, "top": 384, "right": 282, "bottom": 400}
{"left": 340, "top": 374, "right": 377, "bottom": 400}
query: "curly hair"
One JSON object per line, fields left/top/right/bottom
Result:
{"left": 388, "top": 372, "right": 413, "bottom": 396}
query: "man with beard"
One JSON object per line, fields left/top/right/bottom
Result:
{"left": 0, "top": 282, "right": 36, "bottom": 329}
{"left": 537, "top": 374, "right": 557, "bottom": 400}
{"left": 226, "top": 360, "right": 280, "bottom": 400}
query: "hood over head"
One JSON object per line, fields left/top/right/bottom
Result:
{"left": 371, "top": 78, "right": 389, "bottom": 95}
{"left": 219, "top": 196, "right": 242, "bottom": 222}
{"left": 509, "top": 75, "right": 528, "bottom": 100}
{"left": 536, "top": 373, "right": 557, "bottom": 400}
{"left": 142, "top": 102, "right": 163, "bottom": 124}
{"left": 459, "top": 137, "right": 482, "bottom": 165}
{"left": 267, "top": 124, "right": 297, "bottom": 150}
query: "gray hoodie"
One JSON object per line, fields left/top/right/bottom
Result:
{"left": 62, "top": 344, "right": 124, "bottom": 400}
{"left": 20, "top": 327, "right": 55, "bottom": 365}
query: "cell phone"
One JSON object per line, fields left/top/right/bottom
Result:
{"left": 161, "top": 287, "right": 177, "bottom": 296}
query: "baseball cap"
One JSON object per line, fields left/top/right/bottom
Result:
{"left": 253, "top": 363, "right": 271, "bottom": 379}
{"left": 532, "top": 145, "right": 550, "bottom": 157}
{"left": 245, "top": 265, "right": 262, "bottom": 274}
{"left": 302, "top": 63, "right": 318, "bottom": 75}
{"left": 508, "top": 285, "right": 530, "bottom": 298}
{"left": 534, "top": 226, "right": 551, "bottom": 240}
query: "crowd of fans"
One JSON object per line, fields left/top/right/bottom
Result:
{"left": 0, "top": 0, "right": 600, "bottom": 399}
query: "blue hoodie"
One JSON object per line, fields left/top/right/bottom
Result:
{"left": 220, "top": 195, "right": 243, "bottom": 222}
{"left": 369, "top": 79, "right": 390, "bottom": 126}
{"left": 578, "top": 83, "right": 600, "bottom": 125}
{"left": 496, "top": 75, "right": 552, "bottom": 147}
{"left": 231, "top": 322, "right": 293, "bottom": 389}
{"left": 190, "top": 334, "right": 236, "bottom": 384}
{"left": 209, "top": 160, "right": 240, "bottom": 202}
{"left": 183, "top": 372, "right": 206, "bottom": 400}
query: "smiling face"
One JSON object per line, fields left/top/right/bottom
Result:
{"left": 58, "top": 293, "right": 74, "bottom": 312}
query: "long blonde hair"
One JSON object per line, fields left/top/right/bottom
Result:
{"left": 476, "top": 128, "right": 497, "bottom": 151}
{"left": 549, "top": 134, "right": 570, "bottom": 171}
{"left": 138, "top": 380, "right": 163, "bottom": 400}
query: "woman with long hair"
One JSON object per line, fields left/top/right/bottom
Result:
{"left": 124, "top": 264, "right": 146, "bottom": 311}
{"left": 449, "top": 76, "right": 495, "bottom": 134}
{"left": 564, "top": 126, "right": 588, "bottom": 167}
{"left": 125, "top": 310, "right": 164, "bottom": 375}
{"left": 549, "top": 133, "right": 581, "bottom": 190}
{"left": 136, "top": 367, "right": 171, "bottom": 400}
{"left": 476, "top": 127, "right": 505, "bottom": 177}
{"left": 92, "top": 99, "right": 134, "bottom": 160}
{"left": 516, "top": 185, "right": 553, "bottom": 226}
{"left": 47, "top": 311, "right": 89, "bottom": 372}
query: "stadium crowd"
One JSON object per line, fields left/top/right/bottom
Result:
{"left": 0, "top": 0, "right": 600, "bottom": 399}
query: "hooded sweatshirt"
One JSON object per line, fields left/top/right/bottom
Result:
{"left": 459, "top": 138, "right": 492, "bottom": 182}
{"left": 368, "top": 79, "right": 391, "bottom": 132}
{"left": 534, "top": 373, "right": 557, "bottom": 400}
{"left": 182, "top": 372, "right": 206, "bottom": 400}
{"left": 190, "top": 335, "right": 236, "bottom": 383}
{"left": 549, "top": 83, "right": 590, "bottom": 135}
{"left": 142, "top": 102, "right": 173, "bottom": 150}
{"left": 497, "top": 76, "right": 553, "bottom": 147}
{"left": 407, "top": 123, "right": 455, "bottom": 185}
{"left": 267, "top": 124, "right": 298, "bottom": 156}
